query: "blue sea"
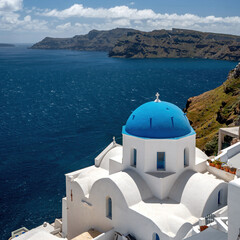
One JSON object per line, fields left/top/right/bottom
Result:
{"left": 0, "top": 45, "right": 237, "bottom": 239}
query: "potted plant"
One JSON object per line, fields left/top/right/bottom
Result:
{"left": 223, "top": 165, "right": 230, "bottom": 172}
{"left": 207, "top": 159, "right": 213, "bottom": 166}
{"left": 200, "top": 225, "right": 208, "bottom": 232}
{"left": 229, "top": 167, "right": 237, "bottom": 174}
{"left": 214, "top": 160, "right": 222, "bottom": 169}
{"left": 208, "top": 159, "right": 215, "bottom": 167}
{"left": 210, "top": 162, "right": 215, "bottom": 167}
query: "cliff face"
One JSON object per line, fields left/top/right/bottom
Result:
{"left": 185, "top": 63, "right": 240, "bottom": 155}
{"left": 109, "top": 28, "right": 240, "bottom": 61}
{"left": 31, "top": 28, "right": 139, "bottom": 51}
{"left": 31, "top": 28, "right": 240, "bottom": 61}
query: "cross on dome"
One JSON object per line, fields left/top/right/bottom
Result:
{"left": 154, "top": 92, "right": 161, "bottom": 102}
{"left": 113, "top": 136, "right": 116, "bottom": 145}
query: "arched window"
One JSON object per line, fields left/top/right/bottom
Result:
{"left": 152, "top": 233, "right": 160, "bottom": 240}
{"left": 218, "top": 190, "right": 221, "bottom": 205}
{"left": 106, "top": 197, "right": 112, "bottom": 219}
{"left": 131, "top": 148, "right": 137, "bottom": 167}
{"left": 184, "top": 148, "right": 189, "bottom": 167}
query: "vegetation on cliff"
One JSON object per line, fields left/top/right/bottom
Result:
{"left": 185, "top": 63, "right": 240, "bottom": 155}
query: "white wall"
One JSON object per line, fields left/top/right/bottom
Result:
{"left": 99, "top": 146, "right": 123, "bottom": 171}
{"left": 123, "top": 134, "right": 195, "bottom": 174}
{"left": 122, "top": 134, "right": 145, "bottom": 172}
{"left": 64, "top": 130, "right": 229, "bottom": 240}
{"left": 65, "top": 168, "right": 196, "bottom": 240}
{"left": 122, "top": 133, "right": 196, "bottom": 199}
{"left": 88, "top": 172, "right": 192, "bottom": 240}
{"left": 206, "top": 164, "right": 235, "bottom": 182}
{"left": 228, "top": 178, "right": 240, "bottom": 240}
{"left": 169, "top": 170, "right": 228, "bottom": 218}
{"left": 94, "top": 229, "right": 115, "bottom": 240}
{"left": 62, "top": 197, "right": 67, "bottom": 237}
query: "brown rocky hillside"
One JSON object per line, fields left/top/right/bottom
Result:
{"left": 31, "top": 28, "right": 139, "bottom": 51}
{"left": 31, "top": 28, "right": 240, "bottom": 61}
{"left": 109, "top": 28, "right": 240, "bottom": 61}
{"left": 185, "top": 63, "right": 240, "bottom": 155}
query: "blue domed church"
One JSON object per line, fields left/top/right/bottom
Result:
{"left": 61, "top": 94, "right": 228, "bottom": 240}
{"left": 122, "top": 94, "right": 197, "bottom": 200}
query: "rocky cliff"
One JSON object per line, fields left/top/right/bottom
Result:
{"left": 109, "top": 28, "right": 240, "bottom": 61}
{"left": 32, "top": 28, "right": 240, "bottom": 61}
{"left": 31, "top": 28, "right": 138, "bottom": 51}
{"left": 185, "top": 63, "right": 240, "bottom": 155}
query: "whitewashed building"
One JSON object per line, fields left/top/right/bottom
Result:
{"left": 61, "top": 94, "right": 228, "bottom": 240}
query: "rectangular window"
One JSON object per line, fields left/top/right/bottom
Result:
{"left": 131, "top": 148, "right": 137, "bottom": 167}
{"left": 184, "top": 148, "right": 189, "bottom": 167}
{"left": 157, "top": 152, "right": 165, "bottom": 170}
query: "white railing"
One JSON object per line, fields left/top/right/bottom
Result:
{"left": 215, "top": 142, "right": 240, "bottom": 163}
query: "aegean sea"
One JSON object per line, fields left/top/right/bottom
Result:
{"left": 0, "top": 45, "right": 237, "bottom": 239}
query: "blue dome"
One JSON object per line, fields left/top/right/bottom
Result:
{"left": 124, "top": 101, "right": 193, "bottom": 139}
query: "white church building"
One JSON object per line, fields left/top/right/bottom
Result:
{"left": 13, "top": 94, "right": 240, "bottom": 240}
{"left": 61, "top": 94, "right": 228, "bottom": 240}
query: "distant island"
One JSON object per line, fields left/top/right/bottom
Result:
{"left": 31, "top": 28, "right": 240, "bottom": 61}
{"left": 31, "top": 28, "right": 138, "bottom": 51}
{"left": 0, "top": 43, "right": 15, "bottom": 47}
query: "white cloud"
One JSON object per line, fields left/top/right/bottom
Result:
{"left": 111, "top": 18, "right": 131, "bottom": 27}
{"left": 0, "top": 11, "right": 48, "bottom": 32}
{"left": 41, "top": 4, "right": 159, "bottom": 20}
{"left": 24, "top": 15, "right": 31, "bottom": 22}
{"left": 0, "top": 0, "right": 49, "bottom": 33}
{"left": 1, "top": 3, "right": 240, "bottom": 43}
{"left": 40, "top": 4, "right": 240, "bottom": 24}
{"left": 56, "top": 22, "right": 71, "bottom": 31}
{"left": 37, "top": 4, "right": 240, "bottom": 35}
{"left": 0, "top": 0, "right": 22, "bottom": 12}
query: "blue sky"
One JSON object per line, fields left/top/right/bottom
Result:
{"left": 1, "top": 0, "right": 240, "bottom": 43}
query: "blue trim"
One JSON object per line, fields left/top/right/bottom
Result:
{"left": 122, "top": 125, "right": 195, "bottom": 140}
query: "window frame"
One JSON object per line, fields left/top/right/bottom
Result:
{"left": 131, "top": 148, "right": 137, "bottom": 167}
{"left": 184, "top": 148, "right": 189, "bottom": 167}
{"left": 157, "top": 152, "right": 165, "bottom": 171}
